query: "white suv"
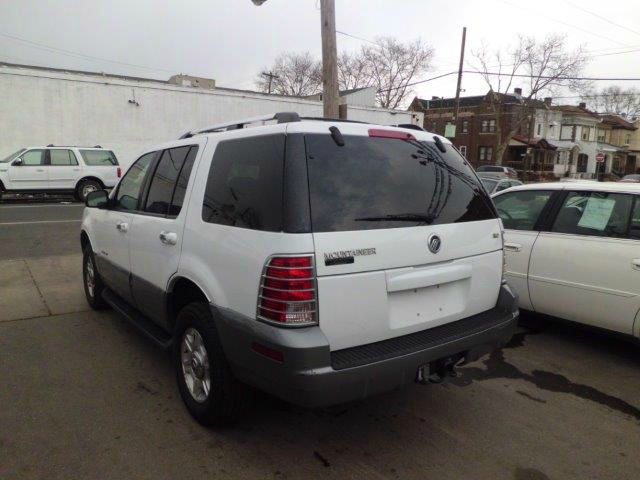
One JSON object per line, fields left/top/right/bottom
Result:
{"left": 80, "top": 113, "right": 518, "bottom": 425}
{"left": 0, "top": 145, "right": 120, "bottom": 201}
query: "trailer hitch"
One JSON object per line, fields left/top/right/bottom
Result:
{"left": 416, "top": 354, "right": 464, "bottom": 385}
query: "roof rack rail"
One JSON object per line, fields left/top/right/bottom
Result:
{"left": 45, "top": 144, "right": 105, "bottom": 148}
{"left": 179, "top": 112, "right": 300, "bottom": 139}
{"left": 394, "top": 123, "right": 424, "bottom": 131}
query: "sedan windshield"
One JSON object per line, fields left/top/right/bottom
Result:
{"left": 0, "top": 148, "right": 25, "bottom": 163}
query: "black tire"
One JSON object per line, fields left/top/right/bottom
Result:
{"left": 82, "top": 246, "right": 108, "bottom": 310}
{"left": 76, "top": 179, "right": 102, "bottom": 202}
{"left": 174, "top": 302, "right": 240, "bottom": 426}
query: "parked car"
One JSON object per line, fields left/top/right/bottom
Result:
{"left": 476, "top": 165, "right": 519, "bottom": 179}
{"left": 492, "top": 182, "right": 640, "bottom": 339}
{"left": 479, "top": 175, "right": 523, "bottom": 195}
{"left": 0, "top": 145, "right": 120, "bottom": 201}
{"left": 619, "top": 174, "right": 640, "bottom": 183}
{"left": 80, "top": 113, "right": 518, "bottom": 426}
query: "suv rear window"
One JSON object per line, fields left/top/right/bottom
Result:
{"left": 202, "top": 134, "right": 285, "bottom": 232}
{"left": 305, "top": 134, "right": 495, "bottom": 232}
{"left": 80, "top": 150, "right": 119, "bottom": 166}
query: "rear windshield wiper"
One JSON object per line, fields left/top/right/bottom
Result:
{"left": 354, "top": 213, "right": 437, "bottom": 224}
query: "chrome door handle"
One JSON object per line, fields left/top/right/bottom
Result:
{"left": 36, "top": 169, "right": 44, "bottom": 172}
{"left": 504, "top": 242, "right": 522, "bottom": 252}
{"left": 632, "top": 259, "right": 640, "bottom": 270}
{"left": 116, "top": 221, "right": 129, "bottom": 233}
{"left": 159, "top": 231, "right": 178, "bottom": 245}
{"left": 73, "top": 168, "right": 80, "bottom": 171}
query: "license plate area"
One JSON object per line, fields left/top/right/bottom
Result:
{"left": 388, "top": 279, "right": 470, "bottom": 330}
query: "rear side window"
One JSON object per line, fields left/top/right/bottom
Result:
{"left": 202, "top": 134, "right": 285, "bottom": 232}
{"left": 80, "top": 150, "right": 119, "bottom": 166}
{"left": 494, "top": 190, "right": 553, "bottom": 231}
{"left": 629, "top": 197, "right": 640, "bottom": 239}
{"left": 304, "top": 134, "right": 495, "bottom": 232}
{"left": 144, "top": 146, "right": 198, "bottom": 217}
{"left": 551, "top": 191, "right": 633, "bottom": 238}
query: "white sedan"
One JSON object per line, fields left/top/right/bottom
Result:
{"left": 492, "top": 182, "right": 640, "bottom": 338}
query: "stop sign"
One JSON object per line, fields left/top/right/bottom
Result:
{"left": 596, "top": 152, "right": 605, "bottom": 162}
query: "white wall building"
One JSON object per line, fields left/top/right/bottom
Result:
{"left": 551, "top": 104, "right": 602, "bottom": 178}
{"left": 0, "top": 63, "right": 422, "bottom": 167}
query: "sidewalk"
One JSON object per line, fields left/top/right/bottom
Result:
{"left": 0, "top": 254, "right": 87, "bottom": 322}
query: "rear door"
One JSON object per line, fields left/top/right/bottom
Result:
{"left": 129, "top": 143, "right": 202, "bottom": 326}
{"left": 304, "top": 132, "right": 503, "bottom": 351}
{"left": 8, "top": 149, "right": 47, "bottom": 189}
{"left": 529, "top": 190, "right": 640, "bottom": 334}
{"left": 493, "top": 189, "right": 556, "bottom": 311}
{"left": 48, "top": 149, "right": 81, "bottom": 189}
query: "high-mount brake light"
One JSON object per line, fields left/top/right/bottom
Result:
{"left": 117, "top": 167, "right": 122, "bottom": 178}
{"left": 368, "top": 129, "right": 416, "bottom": 141}
{"left": 257, "top": 255, "right": 317, "bottom": 326}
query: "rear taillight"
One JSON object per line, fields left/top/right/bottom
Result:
{"left": 257, "top": 255, "right": 317, "bottom": 326}
{"left": 117, "top": 167, "right": 122, "bottom": 178}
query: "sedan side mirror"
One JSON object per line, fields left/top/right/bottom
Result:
{"left": 12, "top": 158, "right": 23, "bottom": 166}
{"left": 85, "top": 190, "right": 109, "bottom": 208}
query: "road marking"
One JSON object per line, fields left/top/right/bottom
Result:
{"left": 0, "top": 220, "right": 82, "bottom": 226}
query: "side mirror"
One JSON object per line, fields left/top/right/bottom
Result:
{"left": 85, "top": 190, "right": 109, "bottom": 208}
{"left": 12, "top": 158, "right": 23, "bottom": 166}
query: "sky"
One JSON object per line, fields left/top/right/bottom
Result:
{"left": 1, "top": 0, "right": 640, "bottom": 107}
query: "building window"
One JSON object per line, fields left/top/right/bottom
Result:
{"left": 480, "top": 119, "right": 496, "bottom": 133}
{"left": 560, "top": 125, "right": 573, "bottom": 141}
{"left": 459, "top": 145, "right": 467, "bottom": 158}
{"left": 461, "top": 120, "right": 469, "bottom": 133}
{"left": 581, "top": 127, "right": 590, "bottom": 141}
{"left": 625, "top": 133, "right": 632, "bottom": 145}
{"left": 597, "top": 129, "right": 606, "bottom": 143}
{"left": 536, "top": 124, "right": 541, "bottom": 136}
{"left": 479, "top": 146, "right": 493, "bottom": 162}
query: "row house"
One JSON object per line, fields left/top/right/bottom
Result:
{"left": 409, "top": 92, "right": 639, "bottom": 179}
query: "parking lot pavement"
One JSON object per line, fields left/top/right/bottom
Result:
{"left": 0, "top": 310, "right": 639, "bottom": 480}
{"left": 0, "top": 203, "right": 84, "bottom": 259}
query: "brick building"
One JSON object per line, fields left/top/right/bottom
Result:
{"left": 408, "top": 89, "right": 555, "bottom": 174}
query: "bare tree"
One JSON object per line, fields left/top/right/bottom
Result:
{"left": 582, "top": 85, "right": 640, "bottom": 118}
{"left": 255, "top": 52, "right": 322, "bottom": 96}
{"left": 337, "top": 51, "right": 370, "bottom": 91}
{"left": 361, "top": 37, "right": 434, "bottom": 109}
{"left": 255, "top": 37, "right": 434, "bottom": 108}
{"left": 472, "top": 34, "right": 589, "bottom": 164}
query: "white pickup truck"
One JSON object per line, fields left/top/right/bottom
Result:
{"left": 0, "top": 145, "right": 120, "bottom": 201}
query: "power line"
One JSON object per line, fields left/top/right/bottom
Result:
{"left": 336, "top": 30, "right": 379, "bottom": 47}
{"left": 498, "top": 0, "right": 631, "bottom": 48}
{"left": 463, "top": 70, "right": 640, "bottom": 81}
{"left": 563, "top": 0, "right": 640, "bottom": 38}
{"left": 0, "top": 31, "right": 176, "bottom": 74}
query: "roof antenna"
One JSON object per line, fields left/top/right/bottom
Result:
{"left": 433, "top": 136, "right": 447, "bottom": 153}
{"left": 329, "top": 126, "right": 345, "bottom": 146}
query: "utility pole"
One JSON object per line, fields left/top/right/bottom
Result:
{"left": 453, "top": 27, "right": 467, "bottom": 123}
{"left": 261, "top": 71, "right": 279, "bottom": 94}
{"left": 320, "top": 0, "right": 339, "bottom": 118}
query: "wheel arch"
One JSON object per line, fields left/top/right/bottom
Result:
{"left": 80, "top": 230, "right": 91, "bottom": 251}
{"left": 75, "top": 176, "right": 105, "bottom": 191}
{"left": 166, "top": 276, "right": 211, "bottom": 333}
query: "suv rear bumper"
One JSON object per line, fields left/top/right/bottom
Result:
{"left": 214, "top": 284, "right": 518, "bottom": 408}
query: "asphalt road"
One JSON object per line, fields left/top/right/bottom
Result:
{"left": 1, "top": 202, "right": 640, "bottom": 479}
{"left": 0, "top": 202, "right": 84, "bottom": 259}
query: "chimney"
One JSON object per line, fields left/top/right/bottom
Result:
{"left": 579, "top": 102, "right": 587, "bottom": 109}
{"left": 544, "top": 97, "right": 552, "bottom": 106}
{"left": 514, "top": 87, "right": 522, "bottom": 97}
